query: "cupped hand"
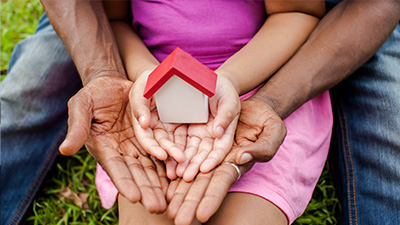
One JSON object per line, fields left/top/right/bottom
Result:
{"left": 232, "top": 97, "right": 287, "bottom": 165}
{"left": 129, "top": 71, "right": 187, "bottom": 179}
{"left": 174, "top": 75, "right": 240, "bottom": 182}
{"left": 58, "top": 76, "right": 167, "bottom": 213}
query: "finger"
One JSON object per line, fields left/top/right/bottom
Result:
{"left": 154, "top": 127, "right": 186, "bottom": 163}
{"left": 59, "top": 93, "right": 92, "bottom": 156}
{"left": 174, "top": 172, "right": 213, "bottom": 225}
{"left": 235, "top": 121, "right": 286, "bottom": 165}
{"left": 129, "top": 77, "right": 151, "bottom": 129}
{"left": 183, "top": 137, "right": 213, "bottom": 182}
{"left": 165, "top": 157, "right": 178, "bottom": 180}
{"left": 124, "top": 156, "right": 161, "bottom": 213}
{"left": 151, "top": 156, "right": 169, "bottom": 196}
{"left": 133, "top": 117, "right": 169, "bottom": 161}
{"left": 95, "top": 147, "right": 141, "bottom": 204}
{"left": 173, "top": 124, "right": 188, "bottom": 152}
{"left": 167, "top": 179, "right": 194, "bottom": 219}
{"left": 210, "top": 92, "right": 240, "bottom": 139}
{"left": 176, "top": 137, "right": 200, "bottom": 177}
{"left": 196, "top": 164, "right": 239, "bottom": 223}
{"left": 139, "top": 155, "right": 168, "bottom": 213}
{"left": 200, "top": 117, "right": 237, "bottom": 173}
{"left": 167, "top": 178, "right": 182, "bottom": 202}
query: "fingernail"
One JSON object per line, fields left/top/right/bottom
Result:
{"left": 139, "top": 116, "right": 145, "bottom": 125}
{"left": 239, "top": 153, "right": 253, "bottom": 164}
{"left": 216, "top": 126, "right": 224, "bottom": 137}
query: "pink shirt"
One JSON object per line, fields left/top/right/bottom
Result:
{"left": 131, "top": 0, "right": 265, "bottom": 69}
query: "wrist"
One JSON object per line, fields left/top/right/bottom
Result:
{"left": 215, "top": 70, "right": 241, "bottom": 94}
{"left": 82, "top": 70, "right": 127, "bottom": 86}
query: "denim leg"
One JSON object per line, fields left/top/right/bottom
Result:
{"left": 331, "top": 23, "right": 400, "bottom": 225}
{"left": 0, "top": 14, "right": 82, "bottom": 225}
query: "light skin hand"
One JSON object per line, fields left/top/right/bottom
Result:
{"left": 131, "top": 72, "right": 240, "bottom": 181}
{"left": 58, "top": 76, "right": 167, "bottom": 213}
{"left": 130, "top": 71, "right": 188, "bottom": 179}
{"left": 176, "top": 115, "right": 238, "bottom": 182}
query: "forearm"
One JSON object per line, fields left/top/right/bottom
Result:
{"left": 216, "top": 12, "right": 320, "bottom": 95}
{"left": 253, "top": 0, "right": 400, "bottom": 119}
{"left": 110, "top": 21, "right": 159, "bottom": 81}
{"left": 40, "top": 0, "right": 126, "bottom": 85}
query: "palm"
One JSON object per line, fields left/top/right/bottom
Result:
{"left": 134, "top": 107, "right": 188, "bottom": 179}
{"left": 176, "top": 114, "right": 238, "bottom": 182}
{"left": 61, "top": 77, "right": 168, "bottom": 212}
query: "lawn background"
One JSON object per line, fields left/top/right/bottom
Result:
{"left": 1, "top": 0, "right": 339, "bottom": 224}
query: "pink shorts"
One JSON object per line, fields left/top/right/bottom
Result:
{"left": 96, "top": 89, "right": 332, "bottom": 224}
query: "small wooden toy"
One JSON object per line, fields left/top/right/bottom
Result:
{"left": 143, "top": 47, "right": 217, "bottom": 123}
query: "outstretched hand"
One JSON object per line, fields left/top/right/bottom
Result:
{"left": 58, "top": 76, "right": 168, "bottom": 213}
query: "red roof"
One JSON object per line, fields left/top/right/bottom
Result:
{"left": 143, "top": 47, "right": 217, "bottom": 99}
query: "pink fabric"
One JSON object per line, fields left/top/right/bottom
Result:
{"left": 95, "top": 163, "right": 118, "bottom": 209}
{"left": 230, "top": 91, "right": 332, "bottom": 224}
{"left": 131, "top": 0, "right": 265, "bottom": 68}
{"left": 95, "top": 1, "right": 333, "bottom": 223}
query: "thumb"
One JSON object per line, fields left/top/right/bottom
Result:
{"left": 59, "top": 93, "right": 92, "bottom": 156}
{"left": 211, "top": 96, "right": 240, "bottom": 139}
{"left": 130, "top": 79, "right": 151, "bottom": 129}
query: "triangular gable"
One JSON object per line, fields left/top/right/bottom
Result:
{"left": 143, "top": 47, "right": 217, "bottom": 99}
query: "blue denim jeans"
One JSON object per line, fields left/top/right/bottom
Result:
{"left": 331, "top": 22, "right": 400, "bottom": 225}
{"left": 0, "top": 14, "right": 82, "bottom": 225}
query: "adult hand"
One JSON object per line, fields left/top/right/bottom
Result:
{"left": 58, "top": 76, "right": 167, "bottom": 213}
{"left": 232, "top": 97, "right": 287, "bottom": 165}
{"left": 167, "top": 159, "right": 254, "bottom": 225}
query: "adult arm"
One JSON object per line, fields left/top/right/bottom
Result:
{"left": 40, "top": 0, "right": 168, "bottom": 210}
{"left": 257, "top": 0, "right": 400, "bottom": 119}
{"left": 233, "top": 0, "right": 400, "bottom": 165}
{"left": 40, "top": 0, "right": 126, "bottom": 85}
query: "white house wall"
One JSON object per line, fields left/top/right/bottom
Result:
{"left": 154, "top": 75, "right": 209, "bottom": 123}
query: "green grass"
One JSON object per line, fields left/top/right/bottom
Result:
{"left": 2, "top": 0, "right": 339, "bottom": 224}
{"left": 1, "top": 0, "right": 43, "bottom": 80}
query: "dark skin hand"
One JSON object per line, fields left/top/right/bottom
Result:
{"left": 59, "top": 76, "right": 168, "bottom": 213}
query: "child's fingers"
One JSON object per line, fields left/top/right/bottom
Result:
{"left": 165, "top": 157, "right": 178, "bottom": 180}
{"left": 129, "top": 77, "right": 151, "bottom": 129}
{"left": 176, "top": 137, "right": 200, "bottom": 177}
{"left": 154, "top": 128, "right": 186, "bottom": 163}
{"left": 211, "top": 95, "right": 240, "bottom": 139}
{"left": 133, "top": 118, "right": 168, "bottom": 161}
{"left": 183, "top": 138, "right": 213, "bottom": 182}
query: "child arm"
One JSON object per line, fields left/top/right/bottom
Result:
{"left": 216, "top": 0, "right": 325, "bottom": 95}
{"left": 103, "top": 1, "right": 159, "bottom": 81}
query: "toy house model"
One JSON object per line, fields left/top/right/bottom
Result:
{"left": 143, "top": 47, "right": 218, "bottom": 123}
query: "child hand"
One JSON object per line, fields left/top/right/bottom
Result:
{"left": 130, "top": 71, "right": 187, "bottom": 179}
{"left": 176, "top": 76, "right": 240, "bottom": 181}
